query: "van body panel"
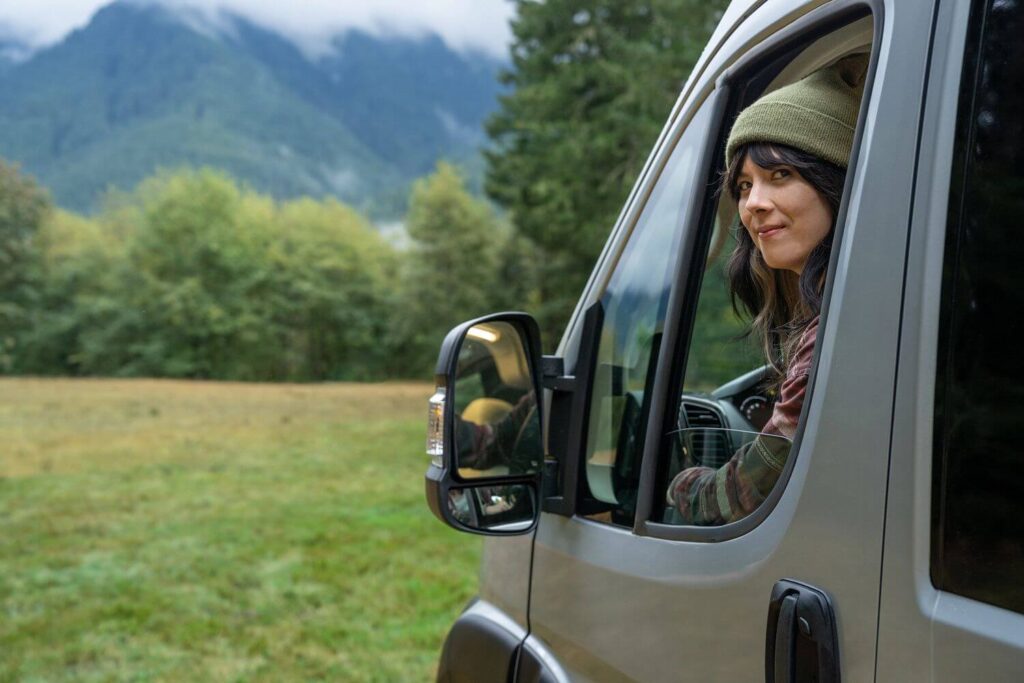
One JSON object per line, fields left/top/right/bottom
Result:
{"left": 931, "top": 595, "right": 1024, "bottom": 681}
{"left": 436, "top": 599, "right": 528, "bottom": 682}
{"left": 874, "top": 0, "right": 966, "bottom": 679}
{"left": 877, "top": 0, "right": 1024, "bottom": 680}
{"left": 478, "top": 532, "right": 533, "bottom": 632}
{"left": 438, "top": 535, "right": 532, "bottom": 681}
{"left": 428, "top": 0, "right": 1024, "bottom": 678}
{"left": 522, "top": 0, "right": 938, "bottom": 680}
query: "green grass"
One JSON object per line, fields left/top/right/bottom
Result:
{"left": 0, "top": 379, "right": 481, "bottom": 682}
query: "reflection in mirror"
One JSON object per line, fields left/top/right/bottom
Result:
{"left": 452, "top": 322, "right": 542, "bottom": 479}
{"left": 446, "top": 484, "right": 535, "bottom": 533}
{"left": 662, "top": 428, "right": 792, "bottom": 527}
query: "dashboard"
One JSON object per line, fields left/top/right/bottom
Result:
{"left": 675, "top": 365, "right": 775, "bottom": 469}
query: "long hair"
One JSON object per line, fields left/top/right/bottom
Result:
{"left": 723, "top": 143, "right": 845, "bottom": 379}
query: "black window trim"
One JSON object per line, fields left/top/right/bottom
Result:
{"left": 541, "top": 88, "right": 728, "bottom": 520}
{"left": 929, "top": 0, "right": 985, "bottom": 595}
{"left": 568, "top": 93, "right": 730, "bottom": 524}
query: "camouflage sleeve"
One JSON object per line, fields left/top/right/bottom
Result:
{"left": 456, "top": 391, "right": 538, "bottom": 473}
{"left": 666, "top": 436, "right": 792, "bottom": 525}
{"left": 456, "top": 416, "right": 496, "bottom": 469}
{"left": 665, "top": 317, "right": 818, "bottom": 525}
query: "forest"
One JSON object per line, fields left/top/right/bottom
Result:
{"left": 0, "top": 0, "right": 742, "bottom": 384}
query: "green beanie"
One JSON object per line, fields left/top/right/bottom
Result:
{"left": 726, "top": 53, "right": 869, "bottom": 171}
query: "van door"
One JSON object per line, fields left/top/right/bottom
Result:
{"left": 876, "top": 0, "right": 1024, "bottom": 679}
{"left": 519, "top": 2, "right": 937, "bottom": 681}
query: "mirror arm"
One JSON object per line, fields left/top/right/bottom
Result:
{"left": 541, "top": 355, "right": 576, "bottom": 392}
{"left": 540, "top": 302, "right": 604, "bottom": 517}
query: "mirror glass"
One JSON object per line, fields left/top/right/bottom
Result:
{"left": 446, "top": 484, "right": 535, "bottom": 533}
{"left": 452, "top": 322, "right": 542, "bottom": 478}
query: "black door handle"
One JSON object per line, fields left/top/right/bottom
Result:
{"left": 765, "top": 579, "right": 840, "bottom": 683}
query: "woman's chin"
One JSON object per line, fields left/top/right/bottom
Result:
{"left": 762, "top": 253, "right": 803, "bottom": 274}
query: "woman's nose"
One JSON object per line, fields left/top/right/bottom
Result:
{"left": 745, "top": 181, "right": 772, "bottom": 212}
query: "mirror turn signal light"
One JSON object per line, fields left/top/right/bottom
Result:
{"left": 427, "top": 387, "right": 446, "bottom": 467}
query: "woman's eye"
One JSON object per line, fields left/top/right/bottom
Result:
{"left": 771, "top": 168, "right": 791, "bottom": 180}
{"left": 736, "top": 181, "right": 752, "bottom": 193}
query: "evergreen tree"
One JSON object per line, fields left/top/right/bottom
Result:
{"left": 486, "top": 0, "right": 727, "bottom": 342}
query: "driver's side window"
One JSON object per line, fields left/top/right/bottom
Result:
{"left": 577, "top": 17, "right": 873, "bottom": 531}
{"left": 657, "top": 22, "right": 873, "bottom": 528}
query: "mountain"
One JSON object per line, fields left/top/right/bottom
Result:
{"left": 0, "top": 35, "right": 31, "bottom": 73}
{"left": 0, "top": 2, "right": 506, "bottom": 217}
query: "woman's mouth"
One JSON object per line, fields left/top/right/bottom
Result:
{"left": 757, "top": 225, "right": 785, "bottom": 239}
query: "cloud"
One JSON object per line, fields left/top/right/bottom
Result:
{"left": 0, "top": 0, "right": 107, "bottom": 45}
{"left": 0, "top": 0, "right": 515, "bottom": 58}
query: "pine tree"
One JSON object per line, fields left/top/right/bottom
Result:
{"left": 486, "top": 0, "right": 727, "bottom": 341}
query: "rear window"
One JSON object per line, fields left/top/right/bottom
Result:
{"left": 931, "top": 0, "right": 1024, "bottom": 614}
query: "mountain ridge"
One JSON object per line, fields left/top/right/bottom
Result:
{"left": 0, "top": 1, "right": 505, "bottom": 217}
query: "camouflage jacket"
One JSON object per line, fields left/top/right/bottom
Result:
{"left": 666, "top": 316, "right": 819, "bottom": 525}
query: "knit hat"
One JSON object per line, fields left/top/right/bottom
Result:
{"left": 725, "top": 53, "right": 869, "bottom": 171}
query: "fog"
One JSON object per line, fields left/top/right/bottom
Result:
{"left": 0, "top": 0, "right": 514, "bottom": 57}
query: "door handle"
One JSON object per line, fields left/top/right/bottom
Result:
{"left": 765, "top": 579, "right": 840, "bottom": 683}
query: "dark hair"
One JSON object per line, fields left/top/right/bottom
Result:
{"left": 723, "top": 142, "right": 845, "bottom": 374}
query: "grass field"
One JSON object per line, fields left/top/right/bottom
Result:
{"left": 0, "top": 378, "right": 481, "bottom": 682}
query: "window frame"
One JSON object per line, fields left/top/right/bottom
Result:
{"left": 542, "top": 90, "right": 730, "bottom": 524}
{"left": 539, "top": 76, "right": 731, "bottom": 517}
{"left": 574, "top": 92, "right": 730, "bottom": 526}
{"left": 628, "top": 0, "right": 884, "bottom": 541}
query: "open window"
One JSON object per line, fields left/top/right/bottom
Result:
{"left": 653, "top": 13, "right": 876, "bottom": 532}
{"left": 572, "top": 6, "right": 877, "bottom": 535}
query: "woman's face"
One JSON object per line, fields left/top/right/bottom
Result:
{"left": 736, "top": 155, "right": 833, "bottom": 274}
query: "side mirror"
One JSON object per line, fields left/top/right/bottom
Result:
{"left": 424, "top": 312, "right": 544, "bottom": 536}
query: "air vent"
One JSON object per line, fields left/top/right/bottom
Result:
{"left": 682, "top": 402, "right": 724, "bottom": 428}
{"left": 680, "top": 401, "right": 730, "bottom": 468}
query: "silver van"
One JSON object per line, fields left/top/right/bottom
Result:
{"left": 424, "top": 0, "right": 1024, "bottom": 680}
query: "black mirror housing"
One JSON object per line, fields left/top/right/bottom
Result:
{"left": 424, "top": 312, "right": 545, "bottom": 536}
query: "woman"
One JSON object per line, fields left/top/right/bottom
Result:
{"left": 666, "top": 54, "right": 867, "bottom": 526}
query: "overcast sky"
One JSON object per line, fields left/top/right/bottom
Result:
{"left": 0, "top": 0, "right": 515, "bottom": 57}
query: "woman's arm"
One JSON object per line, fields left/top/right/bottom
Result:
{"left": 456, "top": 391, "right": 538, "bottom": 472}
{"left": 666, "top": 317, "right": 819, "bottom": 525}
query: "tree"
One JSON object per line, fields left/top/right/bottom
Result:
{"left": 18, "top": 210, "right": 120, "bottom": 374}
{"left": 394, "top": 162, "right": 508, "bottom": 375}
{"left": 77, "top": 169, "right": 402, "bottom": 381}
{"left": 0, "top": 161, "right": 52, "bottom": 372}
{"left": 270, "top": 197, "right": 398, "bottom": 380}
{"left": 486, "top": 0, "right": 728, "bottom": 342}
{"left": 99, "top": 169, "right": 272, "bottom": 378}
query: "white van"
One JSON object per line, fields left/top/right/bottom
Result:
{"left": 424, "top": 0, "right": 1024, "bottom": 680}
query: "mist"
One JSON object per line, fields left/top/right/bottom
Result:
{"left": 0, "top": 0, "right": 514, "bottom": 58}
